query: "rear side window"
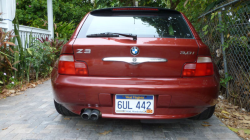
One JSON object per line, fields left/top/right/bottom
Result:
{"left": 78, "top": 12, "right": 193, "bottom": 39}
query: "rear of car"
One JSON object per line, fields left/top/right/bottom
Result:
{"left": 51, "top": 7, "right": 220, "bottom": 120}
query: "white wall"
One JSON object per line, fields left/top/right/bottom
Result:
{"left": 0, "top": 0, "right": 2, "bottom": 14}
{"left": 0, "top": 0, "right": 8, "bottom": 30}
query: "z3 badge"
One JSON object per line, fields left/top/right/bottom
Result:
{"left": 77, "top": 49, "right": 91, "bottom": 54}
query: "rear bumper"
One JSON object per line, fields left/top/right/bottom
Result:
{"left": 51, "top": 69, "right": 219, "bottom": 119}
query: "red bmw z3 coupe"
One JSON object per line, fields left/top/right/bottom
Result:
{"left": 51, "top": 7, "right": 220, "bottom": 121}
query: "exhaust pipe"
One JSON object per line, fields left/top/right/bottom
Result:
{"left": 81, "top": 109, "right": 91, "bottom": 120}
{"left": 90, "top": 110, "right": 100, "bottom": 121}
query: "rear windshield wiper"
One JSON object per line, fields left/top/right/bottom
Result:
{"left": 86, "top": 32, "right": 137, "bottom": 40}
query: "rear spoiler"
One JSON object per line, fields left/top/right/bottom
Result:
{"left": 90, "top": 7, "right": 180, "bottom": 15}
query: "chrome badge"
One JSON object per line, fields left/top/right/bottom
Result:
{"left": 180, "top": 51, "right": 195, "bottom": 55}
{"left": 130, "top": 46, "right": 139, "bottom": 55}
{"left": 76, "top": 49, "right": 91, "bottom": 54}
{"left": 103, "top": 57, "right": 167, "bottom": 65}
{"left": 132, "top": 58, "right": 137, "bottom": 63}
{"left": 76, "top": 49, "right": 83, "bottom": 53}
{"left": 84, "top": 49, "right": 91, "bottom": 54}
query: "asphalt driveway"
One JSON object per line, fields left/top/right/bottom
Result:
{"left": 0, "top": 80, "right": 241, "bottom": 140}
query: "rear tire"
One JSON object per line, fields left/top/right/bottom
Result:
{"left": 189, "top": 105, "right": 215, "bottom": 120}
{"left": 54, "top": 100, "right": 78, "bottom": 116}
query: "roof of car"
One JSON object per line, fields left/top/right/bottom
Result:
{"left": 90, "top": 7, "right": 180, "bottom": 15}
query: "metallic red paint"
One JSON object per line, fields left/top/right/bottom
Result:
{"left": 73, "top": 38, "right": 199, "bottom": 77}
{"left": 51, "top": 70, "right": 219, "bottom": 119}
{"left": 60, "top": 39, "right": 75, "bottom": 54}
{"left": 157, "top": 95, "right": 171, "bottom": 107}
{"left": 51, "top": 10, "right": 220, "bottom": 120}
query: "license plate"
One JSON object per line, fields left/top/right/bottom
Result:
{"left": 115, "top": 95, "right": 154, "bottom": 114}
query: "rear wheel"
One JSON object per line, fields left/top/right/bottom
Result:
{"left": 54, "top": 100, "right": 78, "bottom": 116}
{"left": 189, "top": 105, "right": 215, "bottom": 120}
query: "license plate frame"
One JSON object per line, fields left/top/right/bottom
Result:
{"left": 115, "top": 94, "right": 154, "bottom": 114}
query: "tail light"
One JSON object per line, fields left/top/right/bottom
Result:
{"left": 182, "top": 57, "right": 214, "bottom": 77}
{"left": 113, "top": 8, "right": 159, "bottom": 11}
{"left": 58, "top": 55, "right": 88, "bottom": 76}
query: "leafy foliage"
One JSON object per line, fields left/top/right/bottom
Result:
{"left": 0, "top": 26, "right": 64, "bottom": 91}
{"left": 54, "top": 21, "right": 75, "bottom": 40}
{"left": 220, "top": 73, "right": 233, "bottom": 88}
{"left": 204, "top": 0, "right": 225, "bottom": 13}
{"left": 0, "top": 28, "right": 18, "bottom": 86}
{"left": 26, "top": 38, "right": 61, "bottom": 81}
{"left": 176, "top": 0, "right": 219, "bottom": 29}
{"left": 16, "top": 0, "right": 91, "bottom": 40}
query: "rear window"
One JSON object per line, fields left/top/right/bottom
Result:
{"left": 77, "top": 12, "right": 193, "bottom": 39}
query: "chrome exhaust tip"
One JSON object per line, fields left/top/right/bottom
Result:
{"left": 90, "top": 110, "right": 100, "bottom": 121}
{"left": 81, "top": 109, "right": 91, "bottom": 120}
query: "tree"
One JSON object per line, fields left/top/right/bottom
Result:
{"left": 16, "top": 0, "right": 93, "bottom": 29}
{"left": 176, "top": 0, "right": 219, "bottom": 29}
{"left": 169, "top": 0, "right": 181, "bottom": 9}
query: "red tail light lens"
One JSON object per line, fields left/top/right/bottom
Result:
{"left": 75, "top": 62, "right": 88, "bottom": 75}
{"left": 58, "top": 55, "right": 88, "bottom": 76}
{"left": 59, "top": 61, "right": 75, "bottom": 75}
{"left": 182, "top": 57, "right": 214, "bottom": 77}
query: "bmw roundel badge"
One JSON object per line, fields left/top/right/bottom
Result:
{"left": 131, "top": 46, "right": 139, "bottom": 55}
